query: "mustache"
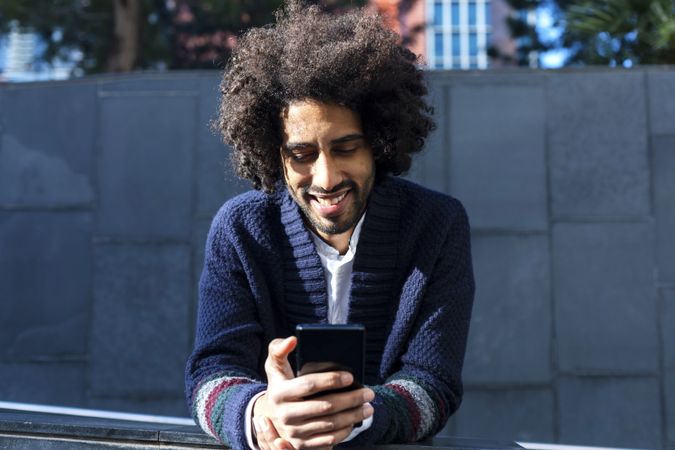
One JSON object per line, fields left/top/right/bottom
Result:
{"left": 302, "top": 180, "right": 356, "bottom": 197}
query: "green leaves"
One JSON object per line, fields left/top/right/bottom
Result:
{"left": 562, "top": 0, "right": 675, "bottom": 64}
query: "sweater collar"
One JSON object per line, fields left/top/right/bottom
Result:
{"left": 278, "top": 177, "right": 401, "bottom": 325}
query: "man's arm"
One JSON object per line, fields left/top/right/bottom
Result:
{"left": 186, "top": 213, "right": 269, "bottom": 450}
{"left": 346, "top": 202, "right": 475, "bottom": 445}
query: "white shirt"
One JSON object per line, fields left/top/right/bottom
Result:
{"left": 245, "top": 213, "right": 372, "bottom": 449}
{"left": 309, "top": 213, "right": 365, "bottom": 324}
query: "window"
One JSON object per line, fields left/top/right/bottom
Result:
{"left": 485, "top": 1, "right": 492, "bottom": 24}
{"left": 468, "top": 2, "right": 477, "bottom": 25}
{"left": 452, "top": 32, "right": 461, "bottom": 57}
{"left": 452, "top": 2, "right": 460, "bottom": 27}
{"left": 434, "top": 2, "right": 443, "bottom": 27}
{"left": 469, "top": 32, "right": 478, "bottom": 56}
{"left": 435, "top": 33, "right": 444, "bottom": 59}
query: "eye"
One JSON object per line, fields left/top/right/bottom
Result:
{"left": 290, "top": 150, "right": 317, "bottom": 162}
{"left": 333, "top": 146, "right": 358, "bottom": 156}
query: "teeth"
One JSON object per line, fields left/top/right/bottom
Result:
{"left": 315, "top": 192, "right": 346, "bottom": 206}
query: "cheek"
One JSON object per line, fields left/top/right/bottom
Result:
{"left": 356, "top": 156, "right": 375, "bottom": 178}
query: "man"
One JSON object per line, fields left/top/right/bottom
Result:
{"left": 185, "top": 2, "right": 475, "bottom": 450}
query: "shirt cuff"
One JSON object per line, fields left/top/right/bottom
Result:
{"left": 245, "top": 390, "right": 267, "bottom": 450}
{"left": 340, "top": 403, "right": 373, "bottom": 443}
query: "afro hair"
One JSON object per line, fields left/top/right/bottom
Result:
{"left": 217, "top": 0, "right": 435, "bottom": 192}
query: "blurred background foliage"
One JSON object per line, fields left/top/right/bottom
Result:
{"left": 0, "top": 0, "right": 366, "bottom": 75}
{"left": 490, "top": 0, "right": 675, "bottom": 66}
{"left": 0, "top": 0, "right": 674, "bottom": 75}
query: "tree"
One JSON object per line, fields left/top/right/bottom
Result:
{"left": 560, "top": 0, "right": 675, "bottom": 65}
{"left": 0, "top": 0, "right": 366, "bottom": 75}
{"left": 488, "top": 0, "right": 551, "bottom": 67}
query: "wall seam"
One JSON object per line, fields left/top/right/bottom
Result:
{"left": 543, "top": 70, "right": 560, "bottom": 443}
{"left": 643, "top": 68, "right": 666, "bottom": 449}
{"left": 85, "top": 78, "right": 105, "bottom": 408}
{"left": 188, "top": 87, "right": 201, "bottom": 351}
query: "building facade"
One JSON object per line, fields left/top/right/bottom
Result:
{"left": 371, "top": 0, "right": 521, "bottom": 69}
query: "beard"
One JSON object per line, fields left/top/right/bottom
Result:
{"left": 292, "top": 172, "right": 374, "bottom": 236}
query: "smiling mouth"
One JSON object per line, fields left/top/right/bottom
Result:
{"left": 306, "top": 189, "right": 351, "bottom": 217}
{"left": 311, "top": 191, "right": 348, "bottom": 206}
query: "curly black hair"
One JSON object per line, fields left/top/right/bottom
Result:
{"left": 217, "top": 0, "right": 435, "bottom": 192}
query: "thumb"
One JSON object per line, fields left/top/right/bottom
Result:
{"left": 265, "top": 336, "right": 297, "bottom": 382}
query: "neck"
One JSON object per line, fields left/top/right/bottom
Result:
{"left": 315, "top": 228, "right": 353, "bottom": 255}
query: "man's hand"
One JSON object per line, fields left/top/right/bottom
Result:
{"left": 254, "top": 416, "right": 295, "bottom": 450}
{"left": 253, "top": 337, "right": 375, "bottom": 450}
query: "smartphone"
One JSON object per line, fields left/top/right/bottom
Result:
{"left": 295, "top": 323, "right": 365, "bottom": 394}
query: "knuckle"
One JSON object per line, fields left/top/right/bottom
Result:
{"left": 278, "top": 410, "right": 291, "bottom": 424}
{"left": 317, "top": 400, "right": 332, "bottom": 414}
{"left": 322, "top": 420, "right": 335, "bottom": 432}
{"left": 300, "top": 378, "right": 316, "bottom": 392}
{"left": 329, "top": 373, "right": 342, "bottom": 386}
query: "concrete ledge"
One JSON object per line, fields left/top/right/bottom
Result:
{"left": 0, "top": 410, "right": 522, "bottom": 450}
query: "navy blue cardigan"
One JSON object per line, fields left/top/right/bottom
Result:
{"left": 185, "top": 176, "right": 474, "bottom": 450}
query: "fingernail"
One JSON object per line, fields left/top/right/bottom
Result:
{"left": 341, "top": 372, "right": 353, "bottom": 384}
{"left": 364, "top": 389, "right": 375, "bottom": 402}
{"left": 363, "top": 403, "right": 374, "bottom": 417}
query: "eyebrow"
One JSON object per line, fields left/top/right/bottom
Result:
{"left": 283, "top": 133, "right": 365, "bottom": 152}
{"left": 329, "top": 133, "right": 365, "bottom": 145}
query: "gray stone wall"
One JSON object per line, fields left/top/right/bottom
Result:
{"left": 0, "top": 68, "right": 673, "bottom": 449}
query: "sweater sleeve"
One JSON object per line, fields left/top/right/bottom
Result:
{"left": 344, "top": 202, "right": 475, "bottom": 446}
{"left": 185, "top": 209, "right": 267, "bottom": 450}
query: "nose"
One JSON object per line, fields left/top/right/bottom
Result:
{"left": 312, "top": 151, "right": 342, "bottom": 192}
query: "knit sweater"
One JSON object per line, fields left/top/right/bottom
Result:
{"left": 185, "top": 176, "right": 475, "bottom": 450}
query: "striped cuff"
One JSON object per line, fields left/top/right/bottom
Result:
{"left": 386, "top": 378, "right": 437, "bottom": 441}
{"left": 193, "top": 373, "right": 259, "bottom": 442}
{"left": 373, "top": 375, "right": 443, "bottom": 442}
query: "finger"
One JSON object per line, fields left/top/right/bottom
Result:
{"left": 269, "top": 371, "right": 355, "bottom": 403}
{"left": 263, "top": 417, "right": 294, "bottom": 450}
{"left": 285, "top": 403, "right": 373, "bottom": 437}
{"left": 299, "top": 425, "right": 354, "bottom": 449}
{"left": 273, "top": 386, "right": 373, "bottom": 421}
{"left": 262, "top": 416, "right": 281, "bottom": 441}
{"left": 274, "top": 437, "right": 295, "bottom": 450}
{"left": 261, "top": 415, "right": 296, "bottom": 450}
{"left": 265, "top": 337, "right": 297, "bottom": 382}
{"left": 254, "top": 417, "right": 272, "bottom": 450}
{"left": 310, "top": 387, "right": 375, "bottom": 413}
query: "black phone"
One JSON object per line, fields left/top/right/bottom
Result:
{"left": 295, "top": 323, "right": 365, "bottom": 394}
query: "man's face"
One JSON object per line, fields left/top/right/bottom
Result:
{"left": 280, "top": 100, "right": 375, "bottom": 246}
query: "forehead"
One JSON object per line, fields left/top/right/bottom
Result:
{"left": 281, "top": 100, "right": 363, "bottom": 142}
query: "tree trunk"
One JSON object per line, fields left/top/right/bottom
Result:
{"left": 107, "top": 0, "right": 141, "bottom": 72}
